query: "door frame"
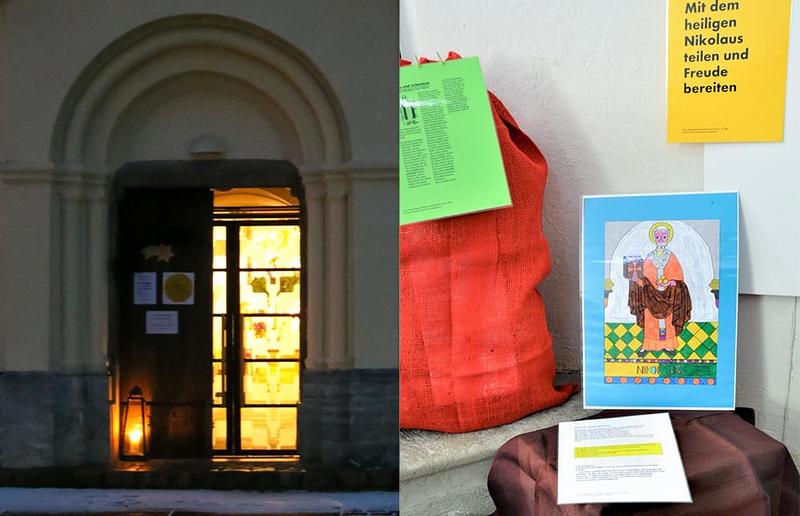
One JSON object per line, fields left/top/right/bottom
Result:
{"left": 213, "top": 216, "right": 303, "bottom": 455}
{"left": 109, "top": 159, "right": 306, "bottom": 460}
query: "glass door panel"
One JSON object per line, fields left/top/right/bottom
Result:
{"left": 212, "top": 225, "right": 228, "bottom": 453}
{"left": 211, "top": 209, "right": 301, "bottom": 455}
{"left": 212, "top": 316, "right": 225, "bottom": 359}
{"left": 212, "top": 271, "right": 227, "bottom": 314}
{"left": 239, "top": 226, "right": 301, "bottom": 269}
{"left": 212, "top": 407, "right": 227, "bottom": 451}
{"left": 241, "top": 316, "right": 300, "bottom": 359}
{"left": 242, "top": 362, "right": 300, "bottom": 404}
{"left": 213, "top": 226, "right": 227, "bottom": 269}
{"left": 240, "top": 407, "right": 297, "bottom": 451}
{"left": 212, "top": 362, "right": 225, "bottom": 405}
{"left": 239, "top": 271, "right": 301, "bottom": 314}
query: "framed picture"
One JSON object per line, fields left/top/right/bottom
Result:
{"left": 582, "top": 192, "right": 739, "bottom": 409}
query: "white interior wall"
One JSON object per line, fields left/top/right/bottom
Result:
{"left": 401, "top": 0, "right": 799, "bottom": 458}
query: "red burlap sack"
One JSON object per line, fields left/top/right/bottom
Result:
{"left": 400, "top": 87, "right": 575, "bottom": 433}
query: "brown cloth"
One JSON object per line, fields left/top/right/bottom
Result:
{"left": 488, "top": 410, "right": 800, "bottom": 515}
{"left": 628, "top": 278, "right": 692, "bottom": 335}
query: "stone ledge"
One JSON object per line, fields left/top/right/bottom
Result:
{"left": 400, "top": 395, "right": 596, "bottom": 515}
{"left": 401, "top": 394, "right": 595, "bottom": 481}
{"left": 0, "top": 463, "right": 398, "bottom": 491}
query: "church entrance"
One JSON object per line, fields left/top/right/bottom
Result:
{"left": 114, "top": 161, "right": 304, "bottom": 460}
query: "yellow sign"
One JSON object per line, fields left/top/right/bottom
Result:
{"left": 163, "top": 272, "right": 195, "bottom": 305}
{"left": 575, "top": 443, "right": 663, "bottom": 459}
{"left": 667, "top": 0, "right": 792, "bottom": 142}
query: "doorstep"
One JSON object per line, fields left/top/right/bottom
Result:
{"left": 0, "top": 460, "right": 397, "bottom": 491}
{"left": 400, "top": 394, "right": 597, "bottom": 515}
{"left": 0, "top": 487, "right": 399, "bottom": 514}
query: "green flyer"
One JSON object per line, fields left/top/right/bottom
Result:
{"left": 400, "top": 57, "right": 511, "bottom": 225}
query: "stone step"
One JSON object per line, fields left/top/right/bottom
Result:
{"left": 0, "top": 462, "right": 398, "bottom": 491}
{"left": 400, "top": 395, "right": 596, "bottom": 515}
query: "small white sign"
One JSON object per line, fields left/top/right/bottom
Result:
{"left": 133, "top": 272, "right": 157, "bottom": 305}
{"left": 145, "top": 310, "right": 179, "bottom": 335}
{"left": 558, "top": 413, "right": 692, "bottom": 504}
{"left": 162, "top": 272, "right": 195, "bottom": 305}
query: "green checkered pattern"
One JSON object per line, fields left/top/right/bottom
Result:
{"left": 604, "top": 321, "right": 717, "bottom": 361}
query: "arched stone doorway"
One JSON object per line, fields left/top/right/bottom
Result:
{"left": 113, "top": 160, "right": 306, "bottom": 459}
{"left": 48, "top": 14, "right": 355, "bottom": 464}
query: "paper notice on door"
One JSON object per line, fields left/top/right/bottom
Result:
{"left": 145, "top": 310, "right": 179, "bottom": 335}
{"left": 133, "top": 272, "right": 157, "bottom": 305}
{"left": 558, "top": 413, "right": 692, "bottom": 504}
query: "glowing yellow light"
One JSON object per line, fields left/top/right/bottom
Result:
{"left": 128, "top": 427, "right": 143, "bottom": 446}
{"left": 212, "top": 189, "right": 301, "bottom": 452}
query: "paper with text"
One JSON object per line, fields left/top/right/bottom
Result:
{"left": 399, "top": 56, "right": 510, "bottom": 224}
{"left": 667, "top": 0, "right": 791, "bottom": 142}
{"left": 558, "top": 413, "right": 692, "bottom": 504}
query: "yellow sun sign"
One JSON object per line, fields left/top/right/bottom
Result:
{"left": 163, "top": 272, "right": 195, "bottom": 304}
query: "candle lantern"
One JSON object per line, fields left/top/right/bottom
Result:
{"left": 120, "top": 385, "right": 148, "bottom": 459}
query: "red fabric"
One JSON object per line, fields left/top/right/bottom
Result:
{"left": 400, "top": 51, "right": 464, "bottom": 67}
{"left": 400, "top": 86, "right": 575, "bottom": 432}
{"left": 488, "top": 410, "right": 800, "bottom": 515}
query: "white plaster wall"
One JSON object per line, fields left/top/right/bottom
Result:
{"left": 402, "top": 0, "right": 800, "bottom": 458}
{"left": 0, "top": 180, "right": 54, "bottom": 371}
{"left": 350, "top": 177, "right": 399, "bottom": 369}
{"left": 120, "top": 89, "right": 294, "bottom": 162}
{"left": 401, "top": 0, "right": 705, "bottom": 370}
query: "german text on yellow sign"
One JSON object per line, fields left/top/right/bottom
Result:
{"left": 667, "top": 0, "right": 791, "bottom": 142}
{"left": 575, "top": 443, "right": 663, "bottom": 459}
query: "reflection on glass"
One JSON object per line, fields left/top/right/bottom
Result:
{"left": 213, "top": 226, "right": 227, "bottom": 269}
{"left": 213, "top": 271, "right": 227, "bottom": 314}
{"left": 242, "top": 362, "right": 299, "bottom": 405}
{"left": 212, "top": 407, "right": 227, "bottom": 451}
{"left": 240, "top": 407, "right": 297, "bottom": 450}
{"left": 213, "top": 362, "right": 225, "bottom": 405}
{"left": 242, "top": 316, "right": 299, "bottom": 359}
{"left": 213, "top": 316, "right": 224, "bottom": 359}
{"left": 240, "top": 271, "right": 300, "bottom": 314}
{"left": 239, "top": 226, "right": 301, "bottom": 269}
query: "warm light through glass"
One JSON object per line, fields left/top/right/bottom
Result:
{"left": 128, "top": 427, "right": 143, "bottom": 446}
{"left": 240, "top": 408, "right": 297, "bottom": 451}
{"left": 213, "top": 362, "right": 225, "bottom": 405}
{"left": 243, "top": 362, "right": 300, "bottom": 404}
{"left": 211, "top": 190, "right": 301, "bottom": 453}
{"left": 121, "top": 390, "right": 147, "bottom": 458}
{"left": 242, "top": 316, "right": 300, "bottom": 359}
{"left": 239, "top": 271, "right": 300, "bottom": 314}
{"left": 240, "top": 226, "right": 300, "bottom": 269}
{"left": 212, "top": 316, "right": 224, "bottom": 360}
{"left": 212, "top": 407, "right": 227, "bottom": 451}
{"left": 213, "top": 226, "right": 227, "bottom": 269}
{"left": 213, "top": 272, "right": 226, "bottom": 314}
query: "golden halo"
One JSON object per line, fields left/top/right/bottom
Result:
{"left": 649, "top": 222, "right": 674, "bottom": 244}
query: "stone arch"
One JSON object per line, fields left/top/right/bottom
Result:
{"left": 48, "top": 14, "right": 353, "bottom": 379}
{"left": 50, "top": 14, "right": 350, "bottom": 167}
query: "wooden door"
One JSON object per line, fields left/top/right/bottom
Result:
{"left": 116, "top": 188, "right": 213, "bottom": 458}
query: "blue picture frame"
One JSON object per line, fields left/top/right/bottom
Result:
{"left": 582, "top": 192, "right": 739, "bottom": 409}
